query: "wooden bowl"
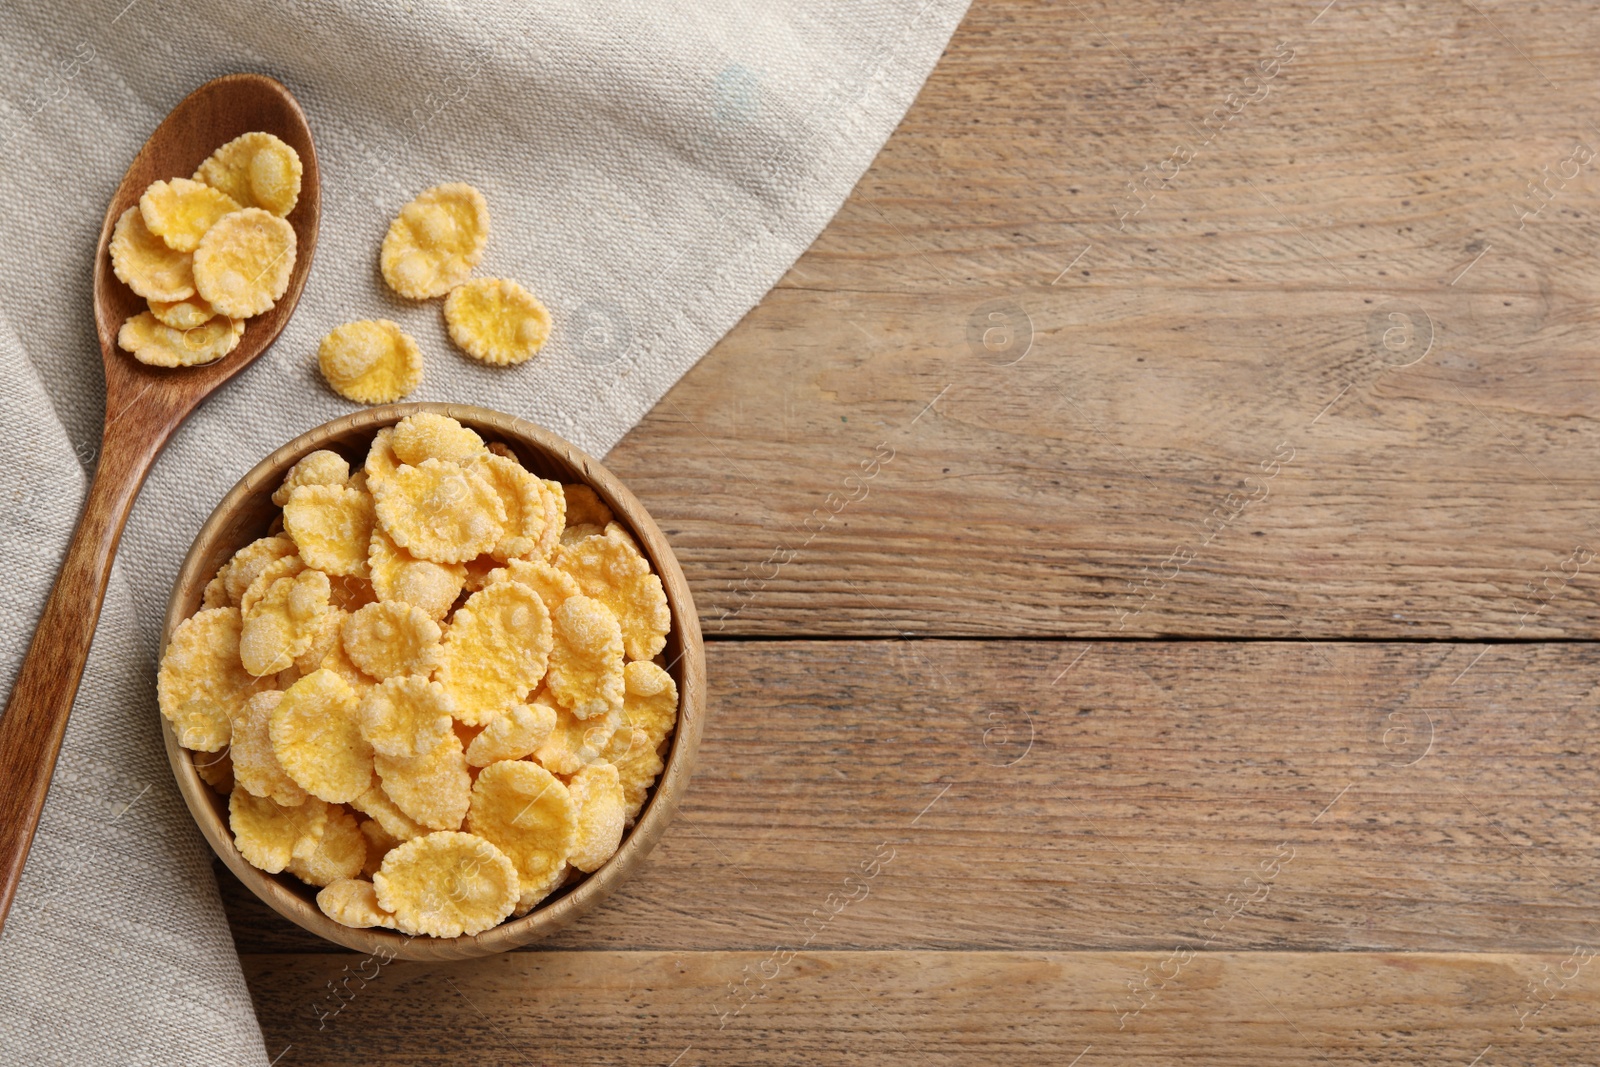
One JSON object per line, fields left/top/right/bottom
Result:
{"left": 159, "top": 402, "right": 705, "bottom": 960}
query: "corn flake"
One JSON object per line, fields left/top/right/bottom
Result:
{"left": 364, "top": 427, "right": 403, "bottom": 486}
{"left": 357, "top": 674, "right": 453, "bottom": 757}
{"left": 118, "top": 310, "right": 243, "bottom": 368}
{"left": 443, "top": 277, "right": 551, "bottom": 365}
{"left": 148, "top": 295, "right": 216, "bottom": 330}
{"left": 372, "top": 458, "right": 505, "bottom": 564}
{"left": 229, "top": 788, "right": 330, "bottom": 874}
{"left": 554, "top": 523, "right": 669, "bottom": 661}
{"left": 352, "top": 781, "right": 427, "bottom": 842}
{"left": 239, "top": 552, "right": 304, "bottom": 615}
{"left": 544, "top": 595, "right": 624, "bottom": 720}
{"left": 471, "top": 454, "right": 547, "bottom": 561}
{"left": 567, "top": 762, "right": 625, "bottom": 872}
{"left": 269, "top": 669, "right": 373, "bottom": 803}
{"left": 379, "top": 183, "right": 489, "bottom": 299}
{"left": 317, "top": 878, "right": 396, "bottom": 929}
{"left": 194, "top": 131, "right": 303, "bottom": 216}
{"left": 368, "top": 525, "right": 466, "bottom": 620}
{"left": 139, "top": 177, "right": 240, "bottom": 252}
{"left": 533, "top": 479, "right": 566, "bottom": 559}
{"left": 533, "top": 701, "right": 618, "bottom": 776}
{"left": 110, "top": 206, "right": 195, "bottom": 301}
{"left": 434, "top": 581, "right": 553, "bottom": 725}
{"left": 229, "top": 690, "right": 308, "bottom": 807}
{"left": 273, "top": 450, "right": 351, "bottom": 507}
{"left": 288, "top": 803, "right": 367, "bottom": 887}
{"left": 193, "top": 748, "right": 234, "bottom": 796}
{"left": 374, "top": 830, "right": 518, "bottom": 937}
{"left": 391, "top": 412, "right": 487, "bottom": 467}
{"left": 374, "top": 731, "right": 471, "bottom": 831}
{"left": 283, "top": 484, "right": 374, "bottom": 578}
{"left": 466, "top": 761, "right": 576, "bottom": 912}
{"left": 221, "top": 535, "right": 297, "bottom": 605}
{"left": 193, "top": 207, "right": 296, "bottom": 318}
{"left": 484, "top": 558, "right": 579, "bottom": 619}
{"left": 603, "top": 725, "right": 665, "bottom": 823}
{"left": 359, "top": 819, "right": 400, "bottom": 877}
{"left": 158, "top": 606, "right": 259, "bottom": 751}
{"left": 240, "top": 567, "right": 330, "bottom": 676}
{"left": 622, "top": 660, "right": 679, "bottom": 750}
{"left": 562, "top": 483, "right": 613, "bottom": 528}
{"left": 464, "top": 703, "right": 556, "bottom": 767}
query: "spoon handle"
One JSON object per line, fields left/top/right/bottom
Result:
{"left": 0, "top": 425, "right": 162, "bottom": 932}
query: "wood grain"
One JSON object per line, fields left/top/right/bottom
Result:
{"left": 605, "top": 0, "right": 1600, "bottom": 639}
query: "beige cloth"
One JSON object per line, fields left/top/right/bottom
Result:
{"left": 0, "top": 0, "right": 967, "bottom": 1062}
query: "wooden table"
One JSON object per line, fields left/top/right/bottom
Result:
{"left": 230, "top": 1, "right": 1600, "bottom": 1060}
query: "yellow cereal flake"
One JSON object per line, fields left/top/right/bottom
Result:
{"left": 272, "top": 450, "right": 351, "bottom": 507}
{"left": 379, "top": 183, "right": 489, "bottom": 299}
{"left": 464, "top": 703, "right": 556, "bottom": 767}
{"left": 561, "top": 523, "right": 604, "bottom": 545}
{"left": 533, "top": 701, "right": 618, "bottom": 775}
{"left": 532, "top": 479, "right": 567, "bottom": 560}
{"left": 486, "top": 442, "right": 518, "bottom": 462}
{"left": 368, "top": 526, "right": 466, "bottom": 620}
{"left": 364, "top": 427, "right": 403, "bottom": 486}
{"left": 148, "top": 295, "right": 216, "bottom": 330}
{"left": 194, "top": 131, "right": 303, "bottom": 216}
{"left": 317, "top": 878, "right": 396, "bottom": 929}
{"left": 221, "top": 535, "right": 298, "bottom": 605}
{"left": 201, "top": 575, "right": 229, "bottom": 609}
{"left": 466, "top": 761, "right": 576, "bottom": 912}
{"left": 139, "top": 177, "right": 240, "bottom": 252}
{"left": 562, "top": 483, "right": 613, "bottom": 528}
{"left": 269, "top": 669, "right": 373, "bottom": 803}
{"left": 391, "top": 412, "right": 487, "bottom": 467}
{"left": 622, "top": 660, "right": 679, "bottom": 750}
{"left": 603, "top": 725, "right": 665, "bottom": 823}
{"left": 357, "top": 674, "right": 454, "bottom": 758}
{"left": 554, "top": 523, "right": 669, "bottom": 661}
{"left": 192, "top": 748, "right": 234, "bottom": 796}
{"left": 109, "top": 206, "right": 195, "bottom": 301}
{"left": 372, "top": 458, "right": 505, "bottom": 564}
{"left": 228, "top": 690, "right": 308, "bottom": 807}
{"left": 544, "top": 595, "right": 624, "bottom": 720}
{"left": 283, "top": 484, "right": 375, "bottom": 578}
{"left": 471, "top": 454, "right": 547, "bottom": 561}
{"left": 193, "top": 207, "right": 296, "bottom": 318}
{"left": 567, "top": 762, "right": 625, "bottom": 872}
{"left": 317, "top": 320, "right": 424, "bottom": 405}
{"left": 434, "top": 581, "right": 553, "bottom": 725}
{"left": 240, "top": 553, "right": 305, "bottom": 615}
{"left": 229, "top": 788, "right": 331, "bottom": 874}
{"left": 352, "top": 781, "right": 427, "bottom": 842}
{"left": 374, "top": 830, "right": 518, "bottom": 937}
{"left": 240, "top": 568, "right": 330, "bottom": 676}
{"left": 443, "top": 277, "right": 551, "bottom": 365}
{"left": 117, "top": 310, "right": 243, "bottom": 368}
{"left": 291, "top": 607, "right": 347, "bottom": 676}
{"left": 288, "top": 803, "right": 367, "bottom": 886}
{"left": 159, "top": 606, "right": 259, "bottom": 751}
{"left": 373, "top": 732, "right": 471, "bottom": 831}
{"left": 359, "top": 819, "right": 400, "bottom": 877}
{"left": 343, "top": 601, "right": 442, "bottom": 681}
{"left": 484, "top": 558, "right": 579, "bottom": 617}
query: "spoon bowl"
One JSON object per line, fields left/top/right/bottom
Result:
{"left": 0, "top": 74, "right": 318, "bottom": 932}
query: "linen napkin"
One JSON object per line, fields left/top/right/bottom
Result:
{"left": 0, "top": 0, "right": 968, "bottom": 1063}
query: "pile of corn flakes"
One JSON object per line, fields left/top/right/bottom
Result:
{"left": 112, "top": 132, "right": 301, "bottom": 367}
{"left": 160, "top": 412, "right": 675, "bottom": 938}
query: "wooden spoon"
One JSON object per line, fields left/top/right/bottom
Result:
{"left": 0, "top": 73, "right": 319, "bottom": 931}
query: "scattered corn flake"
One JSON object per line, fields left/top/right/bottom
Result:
{"left": 118, "top": 310, "right": 243, "bottom": 368}
{"left": 466, "top": 761, "right": 576, "bottom": 912}
{"left": 269, "top": 668, "right": 373, "bottom": 803}
{"left": 287, "top": 803, "right": 367, "bottom": 887}
{"left": 544, "top": 595, "right": 624, "bottom": 720}
{"left": 221, "top": 535, "right": 297, "bottom": 604}
{"left": 194, "top": 131, "right": 303, "bottom": 216}
{"left": 371, "top": 458, "right": 505, "bottom": 564}
{"left": 567, "top": 762, "right": 625, "bottom": 872}
{"left": 484, "top": 558, "right": 579, "bottom": 619}
{"left": 603, "top": 725, "right": 665, "bottom": 823}
{"left": 317, "top": 878, "right": 396, "bottom": 929}
{"left": 472, "top": 454, "right": 547, "bottom": 561}
{"left": 443, "top": 277, "right": 551, "bottom": 366}
{"left": 272, "top": 450, "right": 351, "bottom": 507}
{"left": 554, "top": 524, "right": 669, "bottom": 661}
{"left": 229, "top": 788, "right": 330, "bottom": 874}
{"left": 240, "top": 567, "right": 330, "bottom": 676}
{"left": 193, "top": 207, "right": 296, "bottom": 318}
{"left": 358, "top": 818, "right": 400, "bottom": 878}
{"left": 110, "top": 206, "right": 195, "bottom": 301}
{"left": 533, "top": 700, "right": 618, "bottom": 776}
{"left": 622, "top": 660, "right": 679, "bottom": 750}
{"left": 284, "top": 484, "right": 375, "bottom": 578}
{"left": 148, "top": 294, "right": 217, "bottom": 330}
{"left": 374, "top": 830, "right": 518, "bottom": 937}
{"left": 379, "top": 183, "right": 489, "bottom": 299}
{"left": 352, "top": 781, "right": 427, "bottom": 842}
{"left": 562, "top": 483, "right": 613, "bottom": 528}
{"left": 373, "top": 731, "right": 471, "bottom": 831}
{"left": 229, "top": 690, "right": 308, "bottom": 807}
{"left": 391, "top": 412, "right": 487, "bottom": 466}
{"left": 318, "top": 319, "right": 424, "bottom": 405}
{"left": 159, "top": 606, "right": 259, "bottom": 751}
{"left": 201, "top": 575, "right": 229, "bottom": 610}
{"left": 139, "top": 177, "right": 240, "bottom": 252}
{"left": 357, "top": 674, "right": 453, "bottom": 757}
{"left": 192, "top": 747, "right": 235, "bottom": 797}
{"left": 434, "top": 581, "right": 553, "bottom": 725}
{"left": 368, "top": 525, "right": 466, "bottom": 620}
{"left": 464, "top": 703, "right": 556, "bottom": 767}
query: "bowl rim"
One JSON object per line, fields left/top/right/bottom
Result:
{"left": 159, "top": 401, "right": 705, "bottom": 961}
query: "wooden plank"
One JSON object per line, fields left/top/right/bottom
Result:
{"left": 605, "top": 0, "right": 1600, "bottom": 637}
{"left": 242, "top": 949, "right": 1600, "bottom": 1065}
{"left": 224, "top": 639, "right": 1600, "bottom": 956}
